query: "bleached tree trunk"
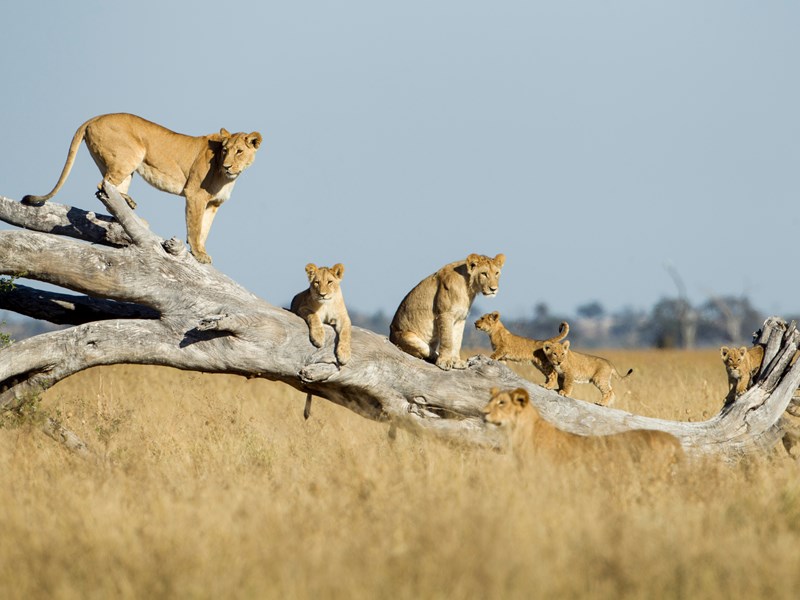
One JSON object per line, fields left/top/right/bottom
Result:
{"left": 2, "top": 184, "right": 799, "bottom": 458}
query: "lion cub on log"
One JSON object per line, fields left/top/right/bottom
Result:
{"left": 482, "top": 387, "right": 684, "bottom": 467}
{"left": 390, "top": 253, "right": 505, "bottom": 370}
{"left": 542, "top": 340, "right": 632, "bottom": 406}
{"left": 22, "top": 113, "right": 262, "bottom": 264}
{"left": 290, "top": 263, "right": 352, "bottom": 420}
{"left": 474, "top": 311, "right": 569, "bottom": 389}
{"left": 720, "top": 344, "right": 764, "bottom": 402}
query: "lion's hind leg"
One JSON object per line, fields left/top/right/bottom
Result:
{"left": 391, "top": 330, "right": 434, "bottom": 362}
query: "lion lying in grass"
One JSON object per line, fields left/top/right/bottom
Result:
{"left": 474, "top": 311, "right": 568, "bottom": 389}
{"left": 482, "top": 387, "right": 684, "bottom": 468}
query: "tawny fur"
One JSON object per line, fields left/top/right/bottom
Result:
{"left": 720, "top": 344, "right": 764, "bottom": 402}
{"left": 290, "top": 263, "right": 352, "bottom": 421}
{"left": 390, "top": 253, "right": 505, "bottom": 371}
{"left": 482, "top": 388, "right": 684, "bottom": 468}
{"left": 542, "top": 340, "right": 633, "bottom": 406}
{"left": 290, "top": 263, "right": 352, "bottom": 366}
{"left": 474, "top": 311, "right": 569, "bottom": 389}
{"left": 22, "top": 113, "right": 262, "bottom": 264}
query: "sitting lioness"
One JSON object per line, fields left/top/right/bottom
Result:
{"left": 482, "top": 387, "right": 684, "bottom": 467}
{"left": 542, "top": 340, "right": 632, "bottom": 406}
{"left": 720, "top": 344, "right": 764, "bottom": 403}
{"left": 390, "top": 253, "right": 505, "bottom": 370}
{"left": 475, "top": 311, "right": 569, "bottom": 389}
{"left": 22, "top": 113, "right": 262, "bottom": 264}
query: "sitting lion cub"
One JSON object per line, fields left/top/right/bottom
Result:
{"left": 22, "top": 113, "right": 262, "bottom": 264}
{"left": 541, "top": 340, "right": 632, "bottom": 406}
{"left": 720, "top": 344, "right": 764, "bottom": 402}
{"left": 390, "top": 253, "right": 505, "bottom": 370}
{"left": 290, "top": 263, "right": 352, "bottom": 420}
{"left": 474, "top": 311, "right": 569, "bottom": 389}
{"left": 482, "top": 387, "right": 683, "bottom": 467}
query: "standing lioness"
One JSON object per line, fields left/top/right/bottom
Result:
{"left": 22, "top": 113, "right": 262, "bottom": 264}
{"left": 390, "top": 253, "right": 505, "bottom": 370}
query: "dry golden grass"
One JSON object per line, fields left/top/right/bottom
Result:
{"left": 2, "top": 350, "right": 800, "bottom": 599}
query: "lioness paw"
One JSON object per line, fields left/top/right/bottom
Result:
{"left": 193, "top": 251, "right": 212, "bottom": 264}
{"left": 309, "top": 328, "right": 325, "bottom": 348}
{"left": 336, "top": 348, "right": 351, "bottom": 365}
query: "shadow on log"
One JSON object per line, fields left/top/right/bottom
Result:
{"left": 2, "top": 185, "right": 800, "bottom": 459}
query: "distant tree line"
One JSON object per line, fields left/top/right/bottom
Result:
{"left": 350, "top": 294, "right": 776, "bottom": 350}
{"left": 0, "top": 293, "right": 786, "bottom": 350}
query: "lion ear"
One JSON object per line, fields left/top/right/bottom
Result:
{"left": 720, "top": 346, "right": 729, "bottom": 359}
{"left": 331, "top": 263, "right": 345, "bottom": 279}
{"left": 738, "top": 347, "right": 748, "bottom": 357}
{"left": 563, "top": 340, "right": 570, "bottom": 351}
{"left": 511, "top": 388, "right": 529, "bottom": 407}
{"left": 493, "top": 253, "right": 506, "bottom": 268}
{"left": 219, "top": 128, "right": 231, "bottom": 137}
{"left": 247, "top": 132, "right": 263, "bottom": 149}
{"left": 491, "top": 311, "right": 500, "bottom": 319}
{"left": 466, "top": 253, "right": 481, "bottom": 272}
{"left": 489, "top": 387, "right": 500, "bottom": 397}
{"left": 543, "top": 342, "right": 552, "bottom": 352}
{"left": 305, "top": 263, "right": 318, "bottom": 281}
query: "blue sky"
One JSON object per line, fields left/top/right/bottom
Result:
{"left": 1, "top": 1, "right": 798, "bottom": 320}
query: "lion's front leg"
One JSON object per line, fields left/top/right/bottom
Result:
{"left": 334, "top": 317, "right": 352, "bottom": 365}
{"left": 304, "top": 313, "right": 326, "bottom": 348}
{"left": 434, "top": 313, "right": 467, "bottom": 371}
{"left": 185, "top": 194, "right": 213, "bottom": 264}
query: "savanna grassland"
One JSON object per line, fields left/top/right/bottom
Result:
{"left": 2, "top": 349, "right": 800, "bottom": 599}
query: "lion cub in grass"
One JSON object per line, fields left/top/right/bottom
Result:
{"left": 482, "top": 387, "right": 684, "bottom": 467}
{"left": 542, "top": 340, "right": 632, "bottom": 406}
{"left": 291, "top": 263, "right": 352, "bottom": 419}
{"left": 474, "top": 311, "right": 569, "bottom": 389}
{"left": 720, "top": 344, "right": 764, "bottom": 403}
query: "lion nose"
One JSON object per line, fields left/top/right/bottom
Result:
{"left": 489, "top": 286, "right": 498, "bottom": 294}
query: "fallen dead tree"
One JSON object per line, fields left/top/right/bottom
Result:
{"left": 2, "top": 183, "right": 799, "bottom": 459}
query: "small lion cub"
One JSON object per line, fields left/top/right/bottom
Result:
{"left": 290, "top": 263, "right": 352, "bottom": 366}
{"left": 474, "top": 311, "right": 569, "bottom": 389}
{"left": 542, "top": 340, "right": 633, "bottom": 406}
{"left": 720, "top": 344, "right": 764, "bottom": 402}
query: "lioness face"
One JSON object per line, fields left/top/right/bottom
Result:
{"left": 543, "top": 340, "right": 569, "bottom": 368}
{"left": 475, "top": 311, "right": 500, "bottom": 332}
{"left": 467, "top": 253, "right": 505, "bottom": 297}
{"left": 483, "top": 387, "right": 529, "bottom": 427}
{"left": 220, "top": 131, "right": 263, "bottom": 179}
{"left": 720, "top": 346, "right": 748, "bottom": 379}
{"left": 306, "top": 263, "right": 345, "bottom": 302}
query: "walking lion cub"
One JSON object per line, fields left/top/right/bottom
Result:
{"left": 474, "top": 311, "right": 569, "bottom": 389}
{"left": 720, "top": 344, "right": 764, "bottom": 403}
{"left": 22, "top": 113, "right": 262, "bottom": 264}
{"left": 542, "top": 340, "right": 633, "bottom": 406}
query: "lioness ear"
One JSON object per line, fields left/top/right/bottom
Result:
{"left": 738, "top": 347, "right": 748, "bottom": 357}
{"left": 543, "top": 342, "right": 552, "bottom": 352}
{"left": 466, "top": 253, "right": 481, "bottom": 272}
{"left": 305, "top": 263, "right": 318, "bottom": 281}
{"left": 492, "top": 311, "right": 500, "bottom": 319}
{"left": 720, "top": 346, "right": 729, "bottom": 359}
{"left": 219, "top": 128, "right": 231, "bottom": 137}
{"left": 331, "top": 263, "right": 345, "bottom": 279}
{"left": 511, "top": 388, "right": 529, "bottom": 407}
{"left": 247, "top": 132, "right": 263, "bottom": 149}
{"left": 489, "top": 387, "right": 500, "bottom": 397}
{"left": 563, "top": 340, "right": 570, "bottom": 351}
{"left": 493, "top": 253, "right": 506, "bottom": 268}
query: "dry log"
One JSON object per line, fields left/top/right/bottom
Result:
{"left": 2, "top": 186, "right": 799, "bottom": 458}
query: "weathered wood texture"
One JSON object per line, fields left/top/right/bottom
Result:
{"left": 2, "top": 186, "right": 799, "bottom": 457}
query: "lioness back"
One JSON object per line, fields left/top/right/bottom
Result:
{"left": 390, "top": 253, "right": 505, "bottom": 371}
{"left": 22, "top": 113, "right": 262, "bottom": 264}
